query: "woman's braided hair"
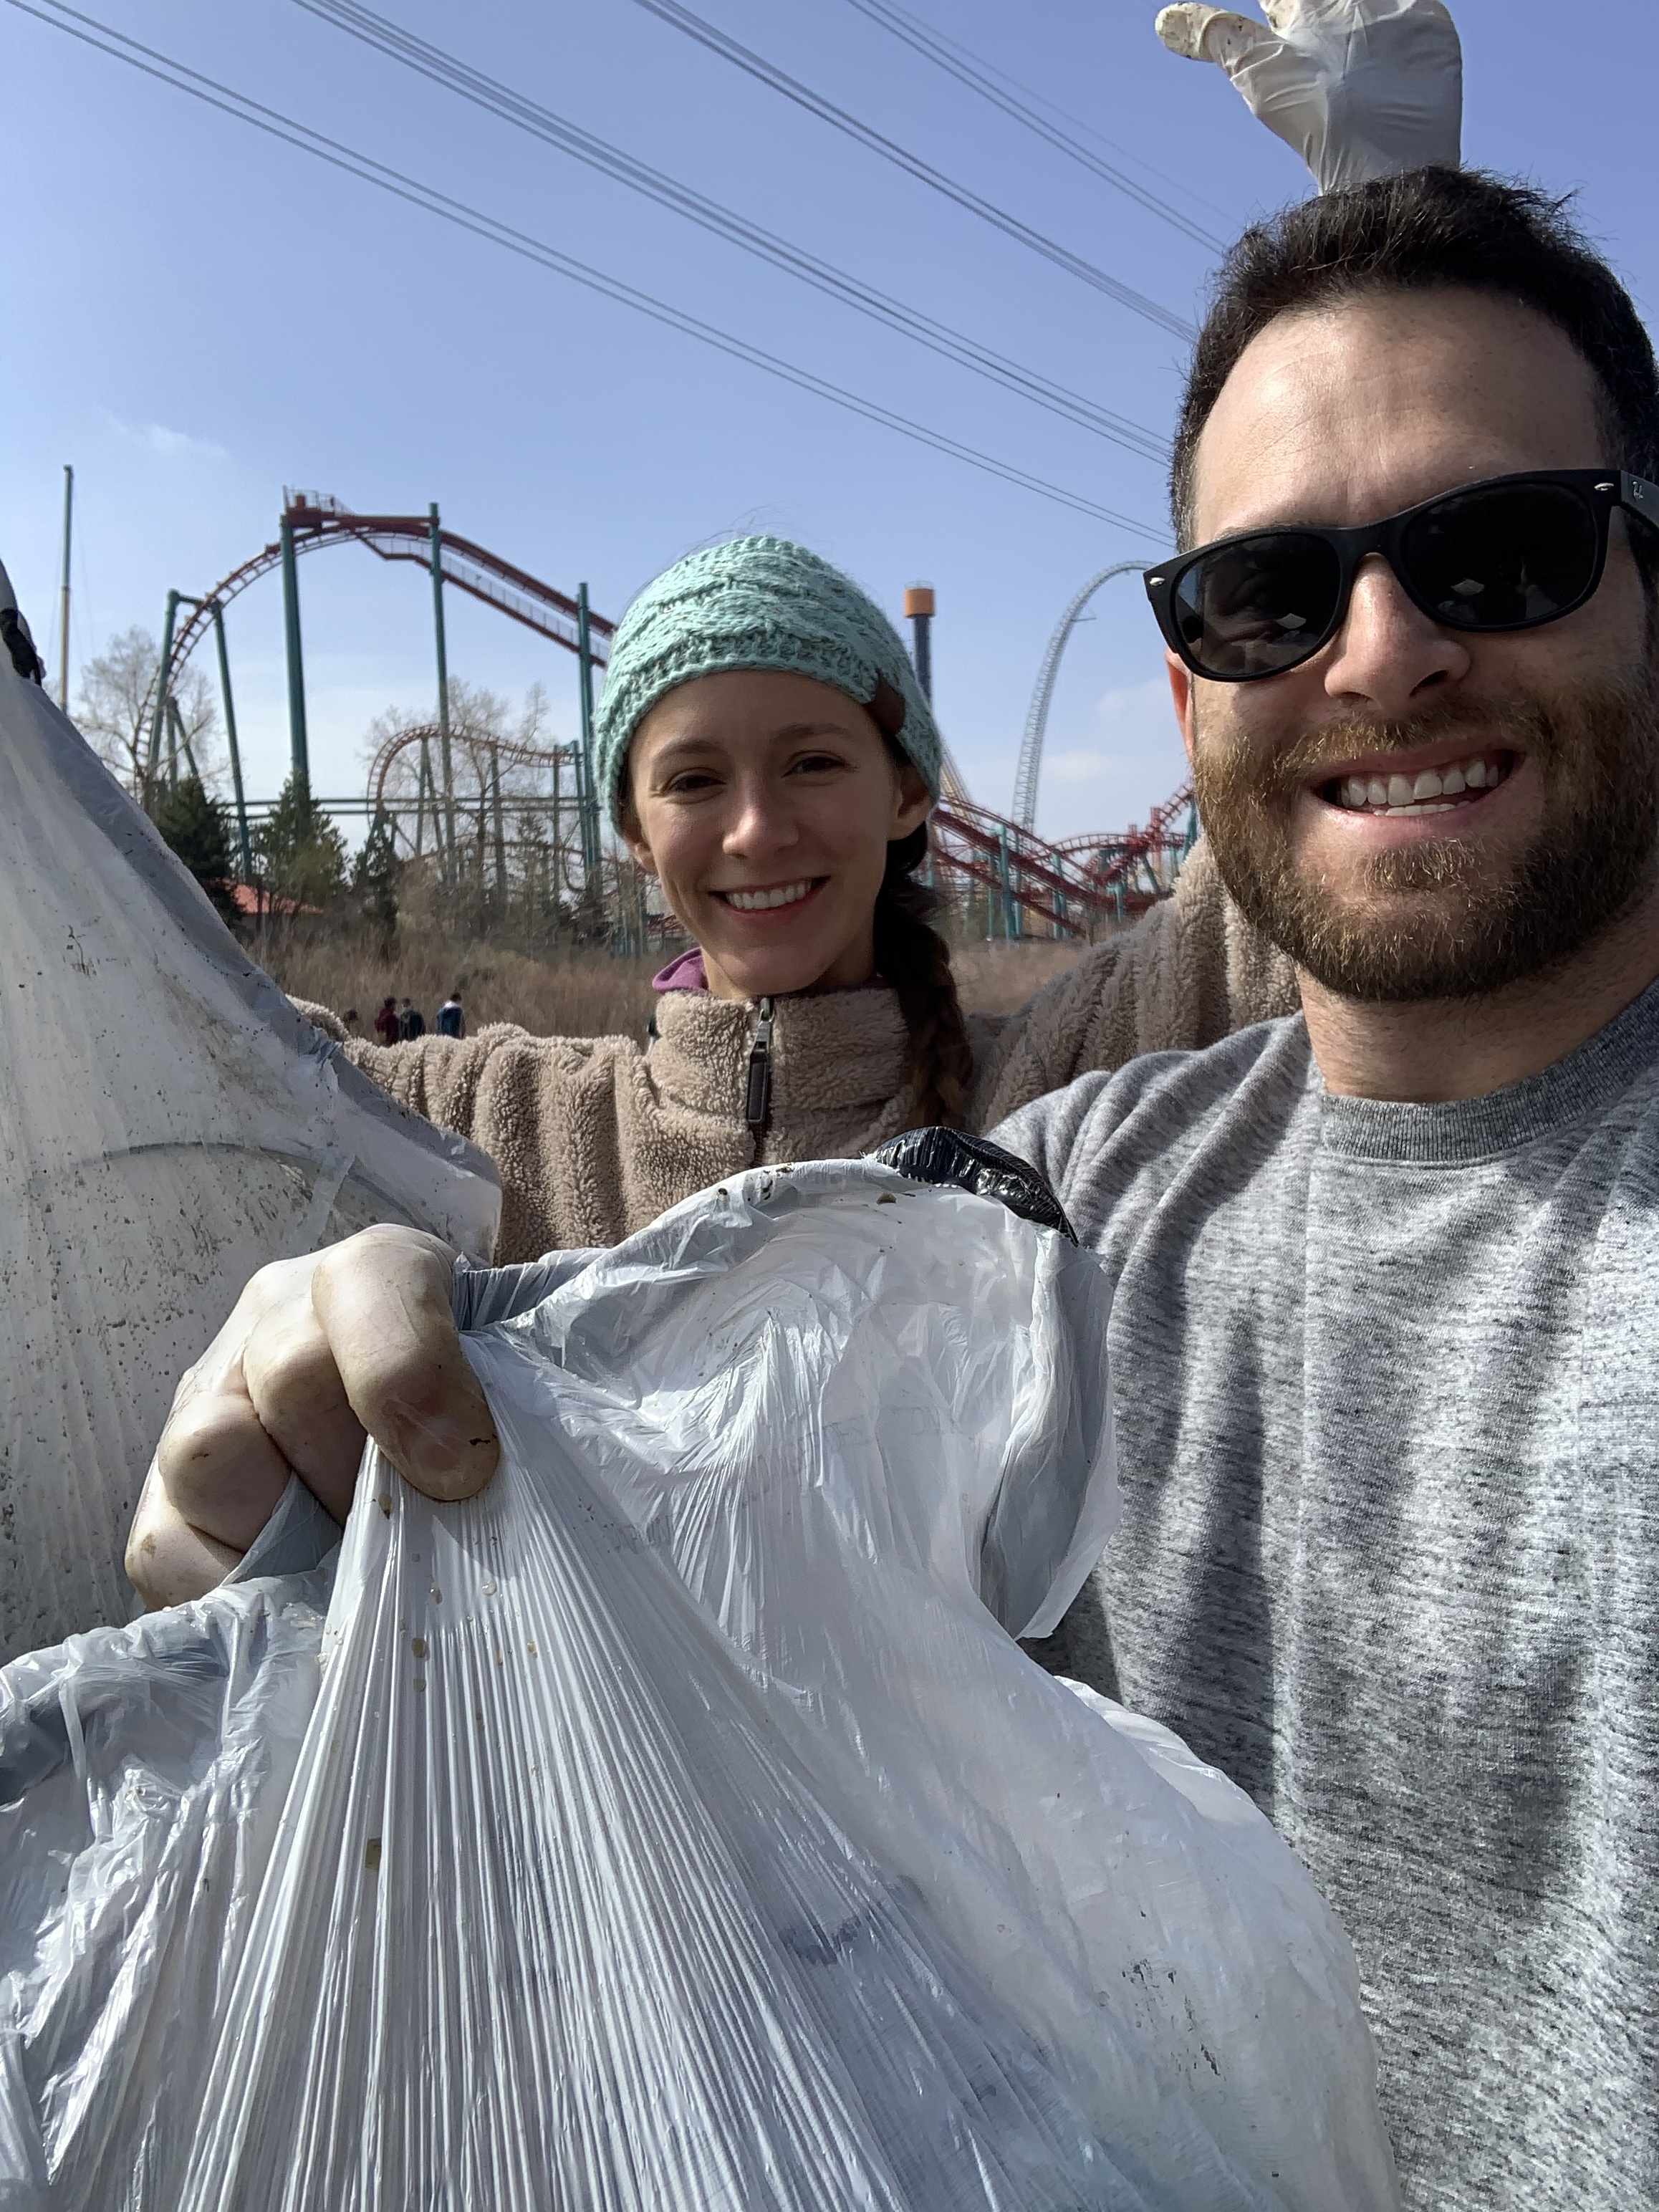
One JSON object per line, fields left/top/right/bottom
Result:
{"left": 871, "top": 820, "right": 973, "bottom": 1130}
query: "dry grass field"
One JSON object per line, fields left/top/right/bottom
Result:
{"left": 261, "top": 921, "right": 1092, "bottom": 1039}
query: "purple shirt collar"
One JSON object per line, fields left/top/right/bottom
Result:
{"left": 650, "top": 945, "right": 887, "bottom": 996}
{"left": 652, "top": 946, "right": 709, "bottom": 992}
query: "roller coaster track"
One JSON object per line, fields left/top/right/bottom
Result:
{"left": 1010, "top": 559, "right": 1148, "bottom": 832}
{"left": 925, "top": 785, "right": 1194, "bottom": 935}
{"left": 149, "top": 492, "right": 615, "bottom": 705}
{"left": 151, "top": 498, "right": 1195, "bottom": 936}
{"left": 356, "top": 726, "right": 1195, "bottom": 939}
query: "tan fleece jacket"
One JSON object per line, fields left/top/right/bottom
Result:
{"left": 303, "top": 839, "right": 1297, "bottom": 1261}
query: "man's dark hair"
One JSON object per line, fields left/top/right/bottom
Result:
{"left": 1172, "top": 167, "right": 1659, "bottom": 548}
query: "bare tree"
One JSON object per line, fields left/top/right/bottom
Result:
{"left": 76, "top": 625, "right": 222, "bottom": 796}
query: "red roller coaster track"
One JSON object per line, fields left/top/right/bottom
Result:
{"left": 154, "top": 494, "right": 1196, "bottom": 938}
{"left": 151, "top": 493, "right": 615, "bottom": 703}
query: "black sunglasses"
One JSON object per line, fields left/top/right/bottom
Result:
{"left": 1144, "top": 468, "right": 1659, "bottom": 683}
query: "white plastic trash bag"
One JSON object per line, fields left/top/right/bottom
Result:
{"left": 1155, "top": 0, "right": 1462, "bottom": 192}
{"left": 0, "top": 561, "right": 500, "bottom": 1661}
{"left": 1, "top": 1160, "right": 1400, "bottom": 2210}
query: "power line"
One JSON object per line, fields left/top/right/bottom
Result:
{"left": 295, "top": 0, "right": 1170, "bottom": 465}
{"left": 628, "top": 0, "right": 1198, "bottom": 343}
{"left": 834, "top": 0, "right": 1227, "bottom": 253}
{"left": 852, "top": 0, "right": 1238, "bottom": 228}
{"left": 9, "top": 0, "right": 1163, "bottom": 537}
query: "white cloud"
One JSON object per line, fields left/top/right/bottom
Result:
{"left": 1029, "top": 677, "right": 1185, "bottom": 839}
{"left": 1093, "top": 675, "right": 1174, "bottom": 735}
{"left": 100, "top": 408, "right": 227, "bottom": 461}
{"left": 1046, "top": 748, "right": 1116, "bottom": 785}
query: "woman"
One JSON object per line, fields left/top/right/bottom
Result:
{"left": 307, "top": 537, "right": 1295, "bottom": 1263}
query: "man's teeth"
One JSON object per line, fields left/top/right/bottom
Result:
{"left": 723, "top": 880, "right": 814, "bottom": 911}
{"left": 1335, "top": 754, "right": 1509, "bottom": 817}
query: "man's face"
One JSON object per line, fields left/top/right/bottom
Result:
{"left": 1175, "top": 289, "right": 1659, "bottom": 1000}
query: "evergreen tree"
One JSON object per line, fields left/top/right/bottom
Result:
{"left": 353, "top": 811, "right": 400, "bottom": 951}
{"left": 255, "top": 774, "right": 348, "bottom": 908}
{"left": 153, "top": 774, "right": 239, "bottom": 924}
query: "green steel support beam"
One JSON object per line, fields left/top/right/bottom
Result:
{"left": 145, "top": 589, "right": 181, "bottom": 808}
{"left": 279, "top": 514, "right": 310, "bottom": 796}
{"left": 211, "top": 601, "right": 254, "bottom": 883}
{"left": 997, "top": 824, "right": 1018, "bottom": 940}
{"left": 577, "top": 581, "right": 599, "bottom": 874}
{"left": 491, "top": 741, "right": 507, "bottom": 908}
{"left": 428, "top": 503, "right": 456, "bottom": 877}
{"left": 168, "top": 697, "right": 201, "bottom": 786}
{"left": 414, "top": 732, "right": 433, "bottom": 859}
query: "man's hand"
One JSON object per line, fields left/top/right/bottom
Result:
{"left": 126, "top": 1225, "right": 500, "bottom": 1609}
{"left": 1155, "top": 0, "right": 1462, "bottom": 193}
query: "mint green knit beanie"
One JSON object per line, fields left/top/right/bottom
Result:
{"left": 593, "top": 536, "right": 942, "bottom": 828}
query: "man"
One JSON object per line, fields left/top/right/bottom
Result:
{"left": 436, "top": 986, "right": 465, "bottom": 1040}
{"left": 397, "top": 995, "right": 425, "bottom": 1041}
{"left": 373, "top": 994, "right": 399, "bottom": 1046}
{"left": 129, "top": 170, "right": 1658, "bottom": 2208}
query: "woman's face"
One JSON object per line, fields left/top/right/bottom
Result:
{"left": 621, "top": 669, "right": 933, "bottom": 1001}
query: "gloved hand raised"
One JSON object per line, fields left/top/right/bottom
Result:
{"left": 1155, "top": 0, "right": 1462, "bottom": 192}
{"left": 125, "top": 1225, "right": 500, "bottom": 1608}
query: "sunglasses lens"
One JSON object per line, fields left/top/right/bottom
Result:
{"left": 1172, "top": 532, "right": 1342, "bottom": 678}
{"left": 1401, "top": 481, "right": 1599, "bottom": 629}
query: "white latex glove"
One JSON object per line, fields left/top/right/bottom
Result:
{"left": 1155, "top": 0, "right": 1462, "bottom": 192}
{"left": 127, "top": 1227, "right": 498, "bottom": 1607}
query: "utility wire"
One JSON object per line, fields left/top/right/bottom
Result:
{"left": 9, "top": 0, "right": 1162, "bottom": 537}
{"left": 628, "top": 0, "right": 1197, "bottom": 342}
{"left": 834, "top": 0, "right": 1227, "bottom": 253}
{"left": 296, "top": 0, "right": 1169, "bottom": 464}
{"left": 864, "top": 0, "right": 1239, "bottom": 228}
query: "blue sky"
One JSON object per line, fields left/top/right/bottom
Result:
{"left": 4, "top": 0, "right": 1654, "bottom": 846}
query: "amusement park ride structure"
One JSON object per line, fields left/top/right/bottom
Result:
{"left": 145, "top": 494, "right": 1194, "bottom": 944}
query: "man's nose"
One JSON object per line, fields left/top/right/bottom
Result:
{"left": 1320, "top": 554, "right": 1471, "bottom": 713}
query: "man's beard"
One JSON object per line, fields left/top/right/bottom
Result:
{"left": 1191, "top": 671, "right": 1659, "bottom": 1001}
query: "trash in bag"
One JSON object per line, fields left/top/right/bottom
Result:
{"left": 1, "top": 1160, "right": 1400, "bottom": 2211}
{"left": 0, "top": 557, "right": 500, "bottom": 1661}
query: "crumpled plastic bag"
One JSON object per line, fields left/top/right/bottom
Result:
{"left": 0, "top": 556, "right": 500, "bottom": 1662}
{"left": 1155, "top": 0, "right": 1462, "bottom": 191}
{"left": 1, "top": 1160, "right": 1400, "bottom": 2210}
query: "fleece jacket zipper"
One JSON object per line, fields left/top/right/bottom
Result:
{"left": 744, "top": 996, "right": 775, "bottom": 1161}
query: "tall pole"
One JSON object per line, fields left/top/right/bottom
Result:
{"left": 279, "top": 511, "right": 310, "bottom": 798}
{"left": 145, "top": 588, "right": 181, "bottom": 807}
{"left": 577, "top": 582, "right": 599, "bottom": 875}
{"left": 429, "top": 503, "right": 456, "bottom": 877}
{"left": 57, "top": 465, "right": 73, "bottom": 711}
{"left": 904, "top": 584, "right": 934, "bottom": 703}
{"left": 211, "top": 600, "right": 254, "bottom": 882}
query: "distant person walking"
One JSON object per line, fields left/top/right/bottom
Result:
{"left": 374, "top": 996, "right": 399, "bottom": 1047}
{"left": 398, "top": 998, "right": 425, "bottom": 1042}
{"left": 437, "top": 989, "right": 465, "bottom": 1040}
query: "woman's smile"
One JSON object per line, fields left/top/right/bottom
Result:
{"left": 712, "top": 877, "right": 826, "bottom": 915}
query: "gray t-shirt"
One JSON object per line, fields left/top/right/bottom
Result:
{"left": 994, "top": 981, "right": 1659, "bottom": 2212}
